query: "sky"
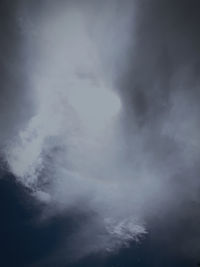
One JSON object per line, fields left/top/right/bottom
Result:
{"left": 1, "top": 0, "right": 200, "bottom": 266}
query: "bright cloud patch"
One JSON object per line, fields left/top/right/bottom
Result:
{"left": 4, "top": 3, "right": 147, "bottom": 258}
{"left": 68, "top": 85, "right": 121, "bottom": 134}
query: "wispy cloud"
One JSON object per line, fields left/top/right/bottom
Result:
{"left": 2, "top": 0, "right": 200, "bottom": 261}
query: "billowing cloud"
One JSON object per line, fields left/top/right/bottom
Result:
{"left": 1, "top": 0, "right": 200, "bottom": 262}
{"left": 3, "top": 1, "right": 147, "bottom": 257}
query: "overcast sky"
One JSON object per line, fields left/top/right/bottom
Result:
{"left": 1, "top": 1, "right": 200, "bottom": 266}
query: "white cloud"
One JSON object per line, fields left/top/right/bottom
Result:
{"left": 4, "top": 0, "right": 200, "bottom": 260}
{"left": 4, "top": 2, "right": 146, "bottom": 257}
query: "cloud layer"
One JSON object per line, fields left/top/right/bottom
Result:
{"left": 1, "top": 0, "right": 200, "bottom": 262}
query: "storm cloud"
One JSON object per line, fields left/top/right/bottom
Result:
{"left": 1, "top": 0, "right": 200, "bottom": 263}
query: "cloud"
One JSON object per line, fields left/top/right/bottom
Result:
{"left": 1, "top": 0, "right": 200, "bottom": 262}
{"left": 2, "top": 1, "right": 147, "bottom": 258}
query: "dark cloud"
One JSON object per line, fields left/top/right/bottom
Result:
{"left": 0, "top": 0, "right": 35, "bottom": 151}
{"left": 119, "top": 0, "right": 200, "bottom": 262}
{"left": 120, "top": 0, "right": 200, "bottom": 120}
{"left": 1, "top": 0, "right": 200, "bottom": 266}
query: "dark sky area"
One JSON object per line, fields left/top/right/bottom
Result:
{"left": 1, "top": 1, "right": 200, "bottom": 266}
{"left": 0, "top": 175, "right": 195, "bottom": 266}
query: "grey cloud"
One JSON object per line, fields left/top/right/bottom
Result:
{"left": 1, "top": 0, "right": 200, "bottom": 262}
